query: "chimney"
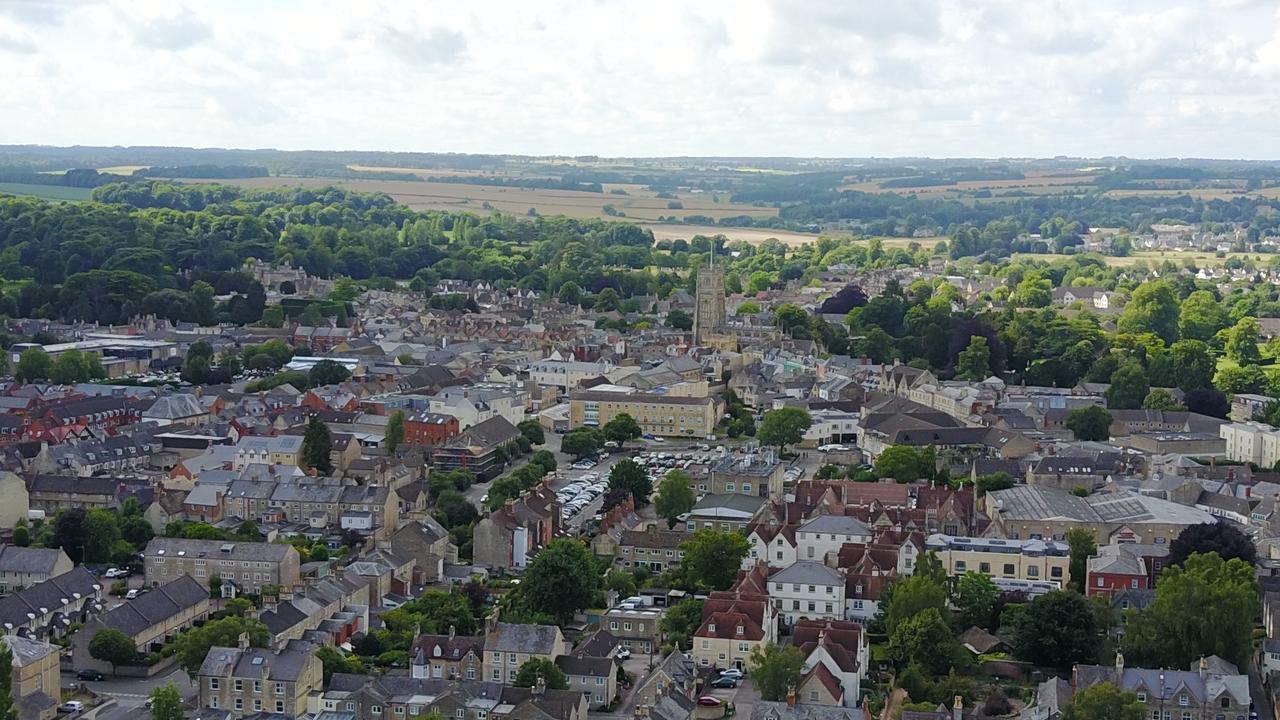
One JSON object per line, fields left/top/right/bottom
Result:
{"left": 448, "top": 624, "right": 456, "bottom": 639}
{"left": 1198, "top": 656, "right": 1208, "bottom": 680}
{"left": 237, "top": 632, "right": 250, "bottom": 650}
{"left": 952, "top": 696, "right": 963, "bottom": 720}
{"left": 1115, "top": 652, "right": 1124, "bottom": 673}
{"left": 786, "top": 686, "right": 797, "bottom": 708}
{"left": 485, "top": 608, "right": 500, "bottom": 635}
{"left": 533, "top": 676, "right": 546, "bottom": 697}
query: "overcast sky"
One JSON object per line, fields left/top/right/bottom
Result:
{"left": 3, "top": 0, "right": 1280, "bottom": 159}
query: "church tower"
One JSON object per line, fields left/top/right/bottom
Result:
{"left": 693, "top": 250, "right": 726, "bottom": 344}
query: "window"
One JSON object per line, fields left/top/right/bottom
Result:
{"left": 708, "top": 623, "right": 716, "bottom": 632}
{"left": 492, "top": 669, "right": 501, "bottom": 680}
{"left": 810, "top": 691, "right": 819, "bottom": 702}
{"left": 1051, "top": 567, "right": 1063, "bottom": 578}
{"left": 372, "top": 706, "right": 383, "bottom": 715}
{"left": 1132, "top": 579, "right": 1140, "bottom": 588}
{"left": 744, "top": 484, "right": 752, "bottom": 494}
{"left": 253, "top": 700, "right": 262, "bottom": 712}
{"left": 792, "top": 600, "right": 800, "bottom": 610}
{"left": 210, "top": 698, "right": 219, "bottom": 709}
{"left": 955, "top": 561, "right": 966, "bottom": 572}
{"left": 456, "top": 710, "right": 465, "bottom": 718}
{"left": 597, "top": 677, "right": 605, "bottom": 685}
{"left": 1027, "top": 566, "right": 1039, "bottom": 578}
{"left": 1002, "top": 563, "right": 1015, "bottom": 575}
{"left": 701, "top": 640, "right": 709, "bottom": 649}
{"left": 509, "top": 652, "right": 517, "bottom": 663}
{"left": 234, "top": 680, "right": 243, "bottom": 692}
{"left": 466, "top": 667, "right": 476, "bottom": 680}
{"left": 254, "top": 680, "right": 262, "bottom": 693}
{"left": 1137, "top": 694, "right": 1146, "bottom": 703}
{"left": 1221, "top": 699, "right": 1232, "bottom": 709}
{"left": 210, "top": 679, "right": 220, "bottom": 690}
{"left": 348, "top": 704, "right": 356, "bottom": 712}
{"left": 234, "top": 700, "right": 243, "bottom": 712}
{"left": 610, "top": 621, "right": 619, "bottom": 630}
{"left": 1179, "top": 696, "right": 1189, "bottom": 707}
{"left": 1097, "top": 577, "right": 1105, "bottom": 587}
{"left": 275, "top": 682, "right": 284, "bottom": 694}
{"left": 276, "top": 702, "right": 285, "bottom": 714}
{"left": 726, "top": 483, "right": 735, "bottom": 492}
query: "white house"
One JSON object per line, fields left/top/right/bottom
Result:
{"left": 745, "top": 522, "right": 797, "bottom": 569}
{"left": 796, "top": 515, "right": 873, "bottom": 563}
{"left": 769, "top": 562, "right": 846, "bottom": 624}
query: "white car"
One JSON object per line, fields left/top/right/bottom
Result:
{"left": 104, "top": 568, "right": 129, "bottom": 579}
{"left": 719, "top": 668, "right": 744, "bottom": 679}
{"left": 58, "top": 702, "right": 84, "bottom": 714}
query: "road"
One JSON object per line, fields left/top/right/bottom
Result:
{"left": 66, "top": 667, "right": 197, "bottom": 720}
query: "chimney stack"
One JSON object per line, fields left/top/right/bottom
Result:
{"left": 1115, "top": 652, "right": 1124, "bottom": 673}
{"left": 1198, "top": 656, "right": 1208, "bottom": 680}
{"left": 952, "top": 696, "right": 963, "bottom": 720}
{"left": 238, "top": 632, "right": 250, "bottom": 650}
{"left": 786, "top": 686, "right": 796, "bottom": 708}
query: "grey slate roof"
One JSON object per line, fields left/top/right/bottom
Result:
{"left": 95, "top": 575, "right": 207, "bottom": 637}
{"left": 797, "top": 515, "right": 871, "bottom": 536}
{"left": 487, "top": 622, "right": 561, "bottom": 654}
{"left": 0, "top": 547, "right": 66, "bottom": 575}
{"left": 199, "top": 640, "right": 315, "bottom": 682}
{"left": 751, "top": 701, "right": 864, "bottom": 720}
{"left": 770, "top": 561, "right": 845, "bottom": 586}
{"left": 145, "top": 538, "right": 294, "bottom": 562}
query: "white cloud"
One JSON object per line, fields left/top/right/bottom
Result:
{"left": 2, "top": 0, "right": 1279, "bottom": 158}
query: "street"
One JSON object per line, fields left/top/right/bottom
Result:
{"left": 66, "top": 667, "right": 197, "bottom": 720}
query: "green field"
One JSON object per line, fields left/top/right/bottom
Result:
{"left": 0, "top": 183, "right": 92, "bottom": 201}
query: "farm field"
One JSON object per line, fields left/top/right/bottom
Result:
{"left": 1013, "top": 249, "right": 1274, "bottom": 267}
{"left": 841, "top": 170, "right": 1099, "bottom": 196}
{"left": 0, "top": 182, "right": 92, "bottom": 201}
{"left": 162, "top": 175, "right": 777, "bottom": 223}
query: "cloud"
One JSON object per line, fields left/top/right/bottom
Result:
{"left": 376, "top": 24, "right": 468, "bottom": 69}
{"left": 126, "top": 6, "right": 211, "bottom": 51}
{"left": 0, "top": 0, "right": 1277, "bottom": 158}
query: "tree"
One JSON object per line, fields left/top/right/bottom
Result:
{"left": 175, "top": 616, "right": 271, "bottom": 674}
{"left": 1066, "top": 406, "right": 1112, "bottom": 441}
{"left": 88, "top": 628, "right": 138, "bottom": 675}
{"left": 665, "top": 309, "right": 693, "bottom": 331}
{"left": 1141, "top": 389, "right": 1182, "bottom": 410}
{"left": 1178, "top": 290, "right": 1229, "bottom": 343}
{"left": 955, "top": 335, "right": 992, "bottom": 380}
{"left": 521, "top": 539, "right": 602, "bottom": 624}
{"left": 1105, "top": 360, "right": 1148, "bottom": 409}
{"left": 1170, "top": 340, "right": 1215, "bottom": 391}
{"left": 0, "top": 641, "right": 14, "bottom": 720}
{"left": 1214, "top": 364, "right": 1268, "bottom": 395}
{"left": 773, "top": 304, "right": 812, "bottom": 339}
{"left": 1066, "top": 528, "right": 1097, "bottom": 594}
{"left": 1122, "top": 553, "right": 1258, "bottom": 674}
{"left": 1185, "top": 388, "right": 1230, "bottom": 418}
{"left": 608, "top": 458, "right": 652, "bottom": 506}
{"left": 308, "top": 359, "right": 351, "bottom": 387}
{"left": 53, "top": 507, "right": 87, "bottom": 563}
{"left": 975, "top": 472, "right": 1016, "bottom": 496}
{"left": 15, "top": 347, "right": 51, "bottom": 383}
{"left": 602, "top": 413, "right": 642, "bottom": 448}
{"left": 301, "top": 416, "right": 334, "bottom": 475}
{"left": 748, "top": 642, "right": 805, "bottom": 702}
{"left": 1168, "top": 522, "right": 1257, "bottom": 567}
{"left": 680, "top": 528, "right": 751, "bottom": 591}
{"left": 1059, "top": 683, "right": 1144, "bottom": 720}
{"left": 517, "top": 420, "right": 545, "bottom": 446}
{"left": 83, "top": 509, "right": 122, "bottom": 563}
{"left": 561, "top": 427, "right": 604, "bottom": 459}
{"left": 1118, "top": 281, "right": 1180, "bottom": 344}
{"left": 880, "top": 574, "right": 947, "bottom": 636}
{"left": 952, "top": 572, "right": 999, "bottom": 629}
{"left": 1011, "top": 590, "right": 1101, "bottom": 668}
{"left": 874, "top": 445, "right": 934, "bottom": 482}
{"left": 10, "top": 525, "right": 28, "bottom": 547}
{"left": 757, "top": 407, "right": 812, "bottom": 454}
{"left": 557, "top": 281, "right": 582, "bottom": 306}
{"left": 513, "top": 658, "right": 568, "bottom": 689}
{"left": 655, "top": 470, "right": 697, "bottom": 528}
{"left": 659, "top": 598, "right": 704, "bottom": 651}
{"left": 384, "top": 410, "right": 406, "bottom": 453}
{"left": 316, "top": 645, "right": 365, "bottom": 685}
{"left": 148, "top": 682, "right": 184, "bottom": 720}
{"left": 889, "top": 607, "right": 959, "bottom": 675}
{"left": 605, "top": 568, "right": 638, "bottom": 599}
{"left": 1224, "top": 317, "right": 1262, "bottom": 365}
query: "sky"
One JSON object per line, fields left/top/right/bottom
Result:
{"left": 3, "top": 0, "right": 1280, "bottom": 159}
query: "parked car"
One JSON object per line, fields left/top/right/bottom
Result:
{"left": 616, "top": 648, "right": 631, "bottom": 660}
{"left": 76, "top": 669, "right": 104, "bottom": 681}
{"left": 711, "top": 676, "right": 739, "bottom": 688}
{"left": 125, "top": 589, "right": 141, "bottom": 599}
{"left": 104, "top": 568, "right": 129, "bottom": 579}
{"left": 697, "top": 697, "right": 722, "bottom": 707}
{"left": 58, "top": 702, "right": 84, "bottom": 714}
{"left": 719, "top": 668, "right": 744, "bottom": 679}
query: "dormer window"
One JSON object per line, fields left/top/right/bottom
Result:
{"left": 708, "top": 623, "right": 716, "bottom": 632}
{"left": 736, "top": 625, "right": 744, "bottom": 635}
{"left": 1179, "top": 696, "right": 1189, "bottom": 707}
